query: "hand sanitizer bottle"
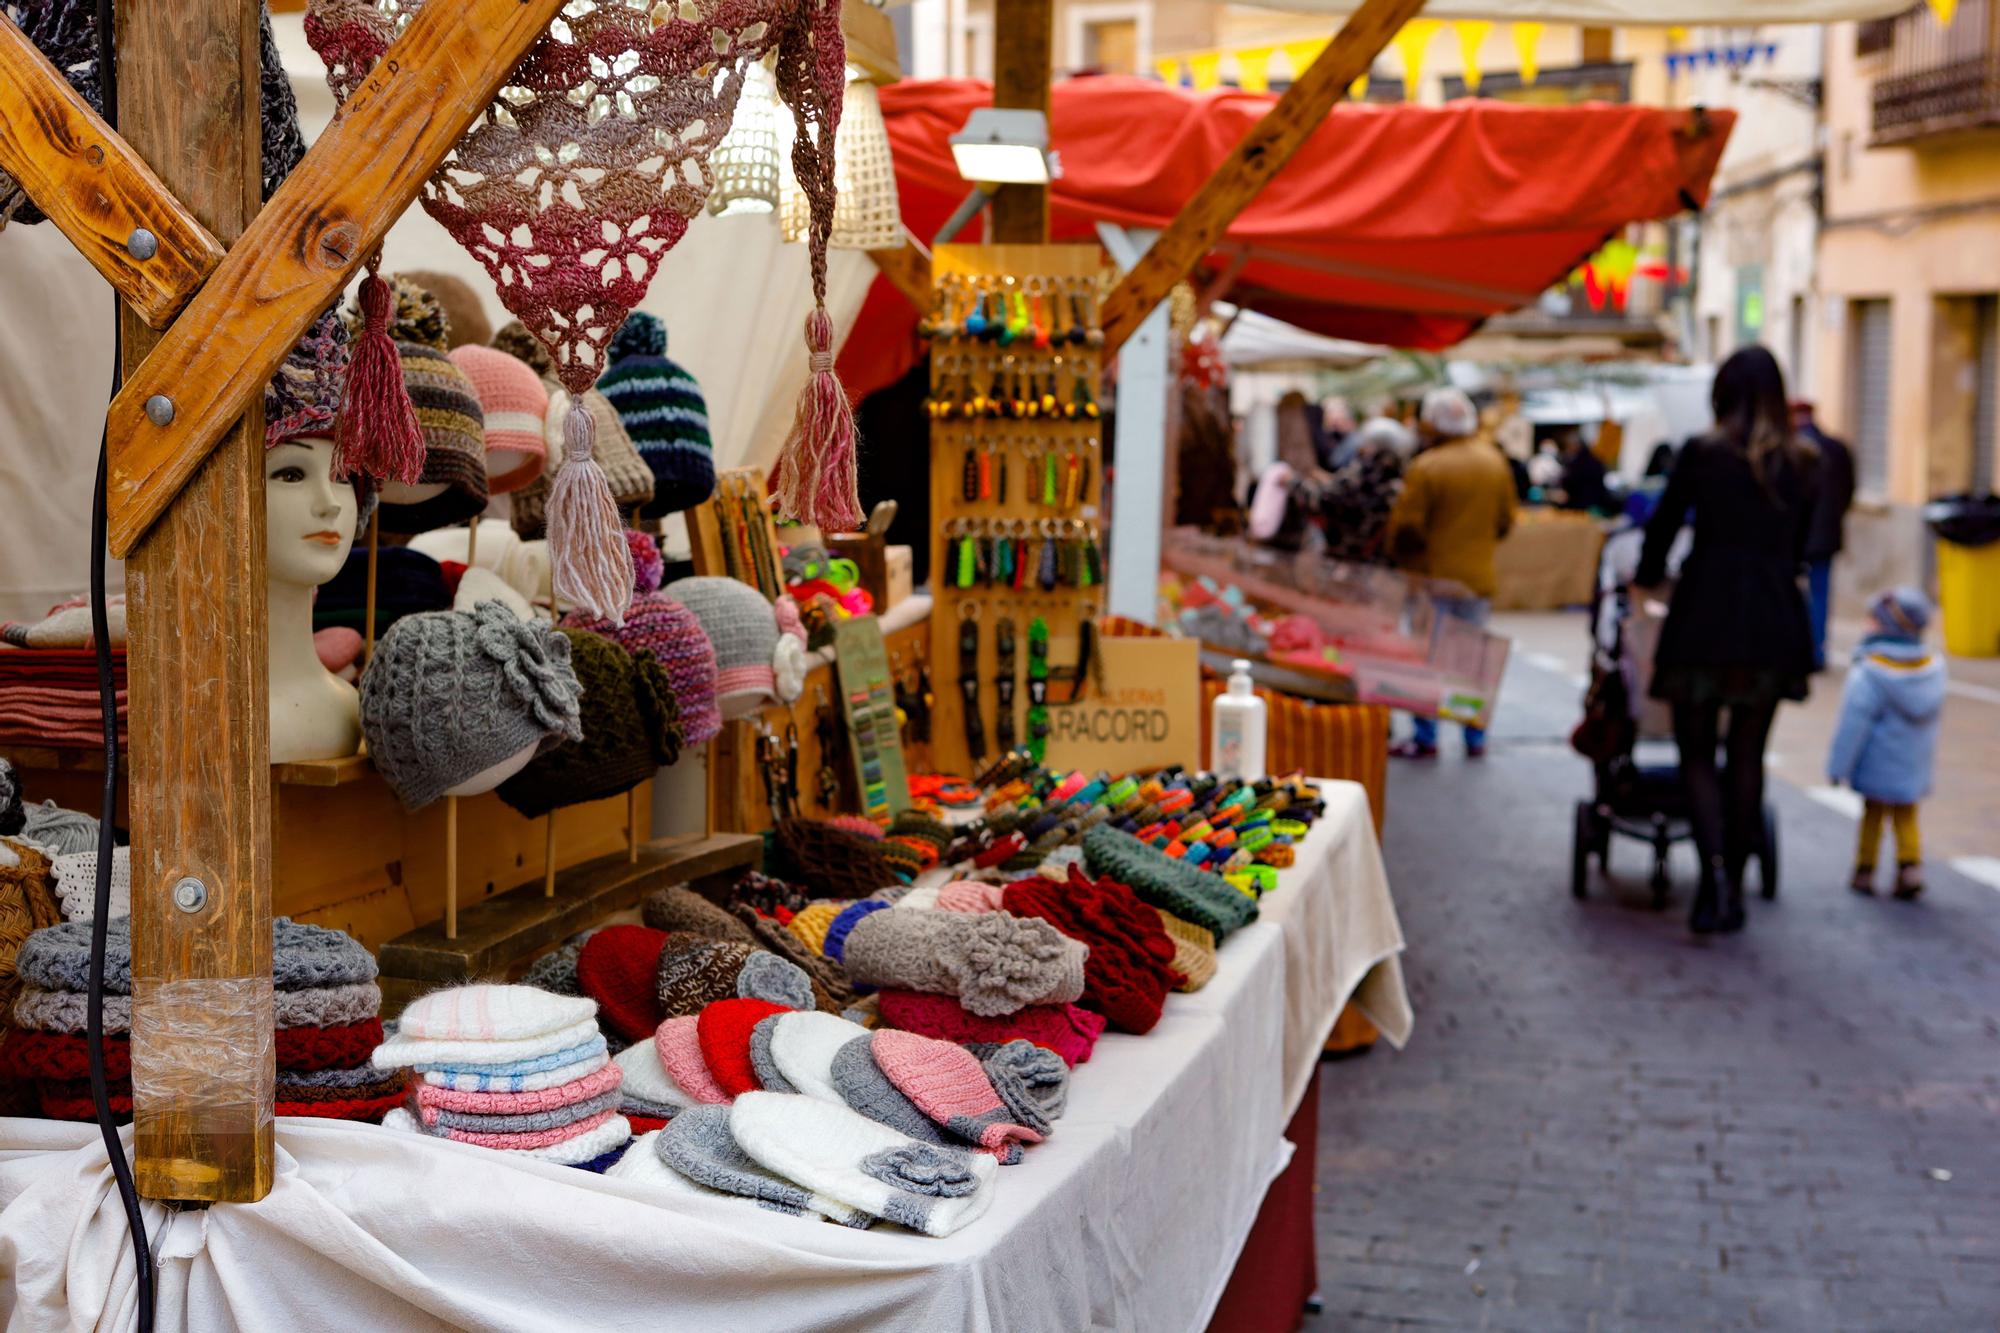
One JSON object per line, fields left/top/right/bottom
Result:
{"left": 1211, "top": 658, "right": 1267, "bottom": 781}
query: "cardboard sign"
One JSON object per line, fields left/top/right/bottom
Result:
{"left": 1042, "top": 634, "right": 1200, "bottom": 775}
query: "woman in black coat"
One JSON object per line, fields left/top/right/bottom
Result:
{"left": 1637, "top": 347, "right": 1819, "bottom": 934}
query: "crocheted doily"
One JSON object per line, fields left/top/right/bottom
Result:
{"left": 51, "top": 847, "right": 131, "bottom": 925}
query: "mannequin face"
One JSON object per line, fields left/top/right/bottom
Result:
{"left": 266, "top": 438, "right": 357, "bottom": 588}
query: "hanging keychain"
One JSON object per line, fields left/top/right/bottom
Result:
{"left": 1013, "top": 520, "right": 1033, "bottom": 591}
{"left": 958, "top": 607, "right": 986, "bottom": 762}
{"left": 996, "top": 443, "right": 1009, "bottom": 504}
{"left": 1026, "top": 617, "right": 1050, "bottom": 763}
{"left": 1029, "top": 279, "right": 1051, "bottom": 350}
{"left": 994, "top": 617, "right": 1017, "bottom": 752}
{"left": 1070, "top": 363, "right": 1099, "bottom": 421}
{"left": 1037, "top": 522, "right": 1059, "bottom": 591}
{"left": 1041, "top": 447, "right": 1059, "bottom": 508}
{"left": 961, "top": 440, "right": 980, "bottom": 502}
{"left": 1065, "top": 280, "right": 1090, "bottom": 347}
{"left": 1063, "top": 444, "right": 1082, "bottom": 510}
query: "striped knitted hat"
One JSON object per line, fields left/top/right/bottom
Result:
{"left": 374, "top": 281, "right": 488, "bottom": 533}
{"left": 561, "top": 533, "right": 721, "bottom": 746}
{"left": 449, "top": 344, "right": 547, "bottom": 494}
{"left": 600, "top": 313, "right": 715, "bottom": 517}
{"left": 665, "top": 577, "right": 777, "bottom": 717}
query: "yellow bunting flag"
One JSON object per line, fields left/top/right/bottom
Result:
{"left": 1282, "top": 38, "right": 1327, "bottom": 83}
{"left": 1392, "top": 19, "right": 1442, "bottom": 100}
{"left": 1512, "top": 22, "right": 1544, "bottom": 87}
{"left": 1187, "top": 51, "right": 1224, "bottom": 92}
{"left": 1235, "top": 45, "right": 1275, "bottom": 94}
{"left": 1155, "top": 56, "right": 1183, "bottom": 85}
{"left": 1929, "top": 0, "right": 1959, "bottom": 23}
{"left": 1455, "top": 20, "right": 1493, "bottom": 94}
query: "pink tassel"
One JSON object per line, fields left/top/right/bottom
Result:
{"left": 547, "top": 399, "right": 634, "bottom": 626}
{"left": 334, "top": 273, "right": 426, "bottom": 486}
{"left": 774, "top": 306, "right": 863, "bottom": 532}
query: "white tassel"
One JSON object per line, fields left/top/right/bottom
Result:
{"left": 546, "top": 398, "right": 633, "bottom": 626}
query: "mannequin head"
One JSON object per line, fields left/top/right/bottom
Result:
{"left": 266, "top": 437, "right": 357, "bottom": 588}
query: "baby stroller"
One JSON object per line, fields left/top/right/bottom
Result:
{"left": 1568, "top": 526, "right": 1779, "bottom": 907}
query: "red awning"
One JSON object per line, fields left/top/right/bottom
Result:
{"left": 838, "top": 77, "right": 1732, "bottom": 400}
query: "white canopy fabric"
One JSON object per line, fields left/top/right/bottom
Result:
{"left": 1234, "top": 0, "right": 1907, "bottom": 21}
{"left": 1220, "top": 307, "right": 1384, "bottom": 372}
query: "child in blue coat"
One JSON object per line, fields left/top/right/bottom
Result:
{"left": 1827, "top": 587, "right": 1946, "bottom": 899}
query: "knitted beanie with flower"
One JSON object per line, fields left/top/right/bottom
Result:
{"left": 841, "top": 909, "right": 1086, "bottom": 1017}
{"left": 496, "top": 628, "right": 681, "bottom": 819}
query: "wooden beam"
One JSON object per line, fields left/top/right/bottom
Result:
{"left": 842, "top": 0, "right": 902, "bottom": 84}
{"left": 119, "top": 0, "right": 273, "bottom": 1204}
{"left": 990, "top": 0, "right": 1053, "bottom": 243}
{"left": 101, "top": 0, "right": 567, "bottom": 559}
{"left": 0, "top": 15, "right": 225, "bottom": 328}
{"left": 868, "top": 238, "right": 932, "bottom": 311}
{"left": 1097, "top": 0, "right": 1428, "bottom": 355}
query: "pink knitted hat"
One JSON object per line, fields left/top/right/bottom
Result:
{"left": 449, "top": 344, "right": 548, "bottom": 494}
{"left": 654, "top": 1015, "right": 730, "bottom": 1104}
{"left": 870, "top": 1029, "right": 1045, "bottom": 1153}
{"left": 413, "top": 1061, "right": 622, "bottom": 1117}
{"left": 934, "top": 881, "right": 1005, "bottom": 913}
{"left": 877, "top": 990, "right": 1107, "bottom": 1068}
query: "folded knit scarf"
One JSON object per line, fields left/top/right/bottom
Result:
{"left": 1081, "top": 825, "right": 1257, "bottom": 943}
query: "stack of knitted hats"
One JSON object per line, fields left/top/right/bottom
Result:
{"left": 0, "top": 838, "right": 60, "bottom": 1114}
{"left": 376, "top": 984, "right": 631, "bottom": 1169}
{"left": 495, "top": 627, "right": 681, "bottom": 819}
{"left": 597, "top": 313, "right": 715, "bottom": 516}
{"left": 842, "top": 902, "right": 1107, "bottom": 1067}
{"left": 561, "top": 532, "right": 721, "bottom": 748}
{"left": 376, "top": 277, "right": 490, "bottom": 534}
{"left": 0, "top": 918, "right": 394, "bottom": 1121}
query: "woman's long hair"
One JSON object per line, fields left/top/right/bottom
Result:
{"left": 1711, "top": 345, "right": 1813, "bottom": 493}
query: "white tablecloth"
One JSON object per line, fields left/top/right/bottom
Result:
{"left": 0, "top": 782, "right": 1408, "bottom": 1333}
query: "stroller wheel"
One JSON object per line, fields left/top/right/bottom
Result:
{"left": 1571, "top": 801, "right": 1594, "bottom": 900}
{"left": 1759, "top": 802, "right": 1780, "bottom": 899}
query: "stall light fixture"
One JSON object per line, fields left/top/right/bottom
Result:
{"left": 949, "top": 108, "right": 1056, "bottom": 185}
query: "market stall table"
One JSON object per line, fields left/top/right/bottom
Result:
{"left": 0, "top": 782, "right": 1409, "bottom": 1332}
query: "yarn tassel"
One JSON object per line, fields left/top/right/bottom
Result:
{"left": 547, "top": 399, "right": 633, "bottom": 626}
{"left": 335, "top": 272, "right": 425, "bottom": 485}
{"left": 775, "top": 306, "right": 863, "bottom": 532}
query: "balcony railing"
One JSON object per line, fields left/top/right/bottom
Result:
{"left": 1872, "top": 0, "right": 2000, "bottom": 144}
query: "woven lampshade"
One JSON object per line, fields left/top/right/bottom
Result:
{"left": 708, "top": 60, "right": 782, "bottom": 218}
{"left": 781, "top": 73, "right": 901, "bottom": 250}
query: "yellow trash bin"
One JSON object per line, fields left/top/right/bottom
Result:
{"left": 1927, "top": 495, "right": 2000, "bottom": 658}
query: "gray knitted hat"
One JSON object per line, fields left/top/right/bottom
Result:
{"left": 360, "top": 601, "right": 585, "bottom": 811}
{"left": 968, "top": 1039, "right": 1071, "bottom": 1123}
{"left": 16, "top": 916, "right": 374, "bottom": 997}
{"left": 735, "top": 951, "right": 815, "bottom": 1011}
{"left": 664, "top": 577, "right": 778, "bottom": 716}
{"left": 654, "top": 1104, "right": 822, "bottom": 1217}
{"left": 422, "top": 1086, "right": 622, "bottom": 1135}
{"left": 841, "top": 909, "right": 1087, "bottom": 1017}
{"left": 827, "top": 1034, "right": 949, "bottom": 1144}
{"left": 746, "top": 1014, "right": 796, "bottom": 1094}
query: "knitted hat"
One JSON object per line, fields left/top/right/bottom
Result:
{"left": 1155, "top": 909, "right": 1216, "bottom": 992}
{"left": 935, "top": 881, "right": 1006, "bottom": 913}
{"left": 575, "top": 925, "right": 672, "bottom": 1041}
{"left": 821, "top": 900, "right": 888, "bottom": 964}
{"left": 520, "top": 932, "right": 593, "bottom": 997}
{"left": 641, "top": 885, "right": 759, "bottom": 948}
{"left": 764, "top": 1010, "right": 872, "bottom": 1105}
{"left": 396, "top": 983, "right": 597, "bottom": 1043}
{"left": 785, "top": 901, "right": 843, "bottom": 957}
{"left": 731, "top": 905, "right": 851, "bottom": 1010}
{"left": 599, "top": 313, "right": 716, "bottom": 517}
{"left": 359, "top": 603, "right": 584, "bottom": 811}
{"left": 870, "top": 1028, "right": 1047, "bottom": 1151}
{"left": 562, "top": 534, "right": 722, "bottom": 747}
{"left": 658, "top": 1103, "right": 870, "bottom": 1225}
{"left": 375, "top": 342, "right": 489, "bottom": 533}
{"left": 664, "top": 577, "right": 779, "bottom": 717}
{"left": 735, "top": 952, "right": 816, "bottom": 1011}
{"left": 613, "top": 1033, "right": 697, "bottom": 1114}
{"left": 875, "top": 990, "right": 1107, "bottom": 1068}
{"left": 416, "top": 1032, "right": 609, "bottom": 1093}
{"left": 394, "top": 270, "right": 493, "bottom": 348}
{"left": 842, "top": 910, "right": 1087, "bottom": 1018}
{"left": 696, "top": 997, "right": 792, "bottom": 1098}
{"left": 772, "top": 819, "right": 903, "bottom": 900}
{"left": 1871, "top": 585, "right": 1932, "bottom": 638}
{"left": 827, "top": 1032, "right": 950, "bottom": 1145}
{"left": 313, "top": 546, "right": 452, "bottom": 635}
{"left": 496, "top": 629, "right": 681, "bottom": 819}
{"left": 265, "top": 310, "right": 350, "bottom": 448}
{"left": 509, "top": 389, "right": 657, "bottom": 537}
{"left": 747, "top": 1013, "right": 795, "bottom": 1094}
{"left": 0, "top": 842, "right": 60, "bottom": 1034}
{"left": 730, "top": 1091, "right": 998, "bottom": 1237}
{"left": 1083, "top": 824, "right": 1258, "bottom": 943}
{"left": 449, "top": 344, "right": 549, "bottom": 493}
{"left": 653, "top": 1016, "right": 730, "bottom": 1104}
{"left": 968, "top": 1039, "right": 1071, "bottom": 1124}
{"left": 655, "top": 936, "right": 757, "bottom": 1018}
{"left": 1004, "top": 867, "right": 1178, "bottom": 1035}
{"left": 15, "top": 916, "right": 373, "bottom": 997}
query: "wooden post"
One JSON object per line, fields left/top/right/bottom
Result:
{"left": 1097, "top": 0, "right": 1429, "bottom": 354}
{"left": 466, "top": 516, "right": 480, "bottom": 568}
{"left": 118, "top": 0, "right": 275, "bottom": 1203}
{"left": 444, "top": 796, "right": 459, "bottom": 940}
{"left": 626, "top": 789, "right": 640, "bottom": 864}
{"left": 989, "top": 0, "right": 1052, "bottom": 243}
{"left": 544, "top": 811, "right": 558, "bottom": 897}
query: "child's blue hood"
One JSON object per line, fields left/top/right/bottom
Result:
{"left": 1855, "top": 636, "right": 1947, "bottom": 723}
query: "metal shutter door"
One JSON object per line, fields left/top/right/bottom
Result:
{"left": 1976, "top": 297, "right": 1998, "bottom": 495}
{"left": 1849, "top": 300, "right": 1892, "bottom": 496}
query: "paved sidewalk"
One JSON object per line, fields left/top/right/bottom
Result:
{"left": 1313, "top": 647, "right": 2000, "bottom": 1330}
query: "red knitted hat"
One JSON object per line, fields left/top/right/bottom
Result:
{"left": 1003, "top": 866, "right": 1179, "bottom": 1035}
{"left": 280, "top": 1018, "right": 387, "bottom": 1072}
{"left": 578, "top": 924, "right": 672, "bottom": 1041}
{"left": 695, "top": 997, "right": 791, "bottom": 1098}
{"left": 39, "top": 1077, "right": 133, "bottom": 1121}
{"left": 876, "top": 991, "right": 1107, "bottom": 1068}
{"left": 276, "top": 1085, "right": 409, "bottom": 1121}
{"left": 0, "top": 1029, "right": 129, "bottom": 1081}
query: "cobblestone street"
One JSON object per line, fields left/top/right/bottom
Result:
{"left": 1315, "top": 634, "right": 2000, "bottom": 1331}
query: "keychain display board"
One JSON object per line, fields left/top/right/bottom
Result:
{"left": 926, "top": 244, "right": 1107, "bottom": 779}
{"left": 831, "top": 614, "right": 910, "bottom": 818}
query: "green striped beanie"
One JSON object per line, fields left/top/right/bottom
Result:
{"left": 600, "top": 313, "right": 715, "bottom": 518}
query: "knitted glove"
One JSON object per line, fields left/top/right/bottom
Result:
{"left": 841, "top": 909, "right": 1086, "bottom": 1017}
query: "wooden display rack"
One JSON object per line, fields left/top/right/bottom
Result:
{"left": 927, "top": 243, "right": 1107, "bottom": 778}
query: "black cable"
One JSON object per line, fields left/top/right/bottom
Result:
{"left": 87, "top": 0, "right": 157, "bottom": 1326}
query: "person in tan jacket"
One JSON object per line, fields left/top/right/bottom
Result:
{"left": 1385, "top": 387, "right": 1517, "bottom": 758}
